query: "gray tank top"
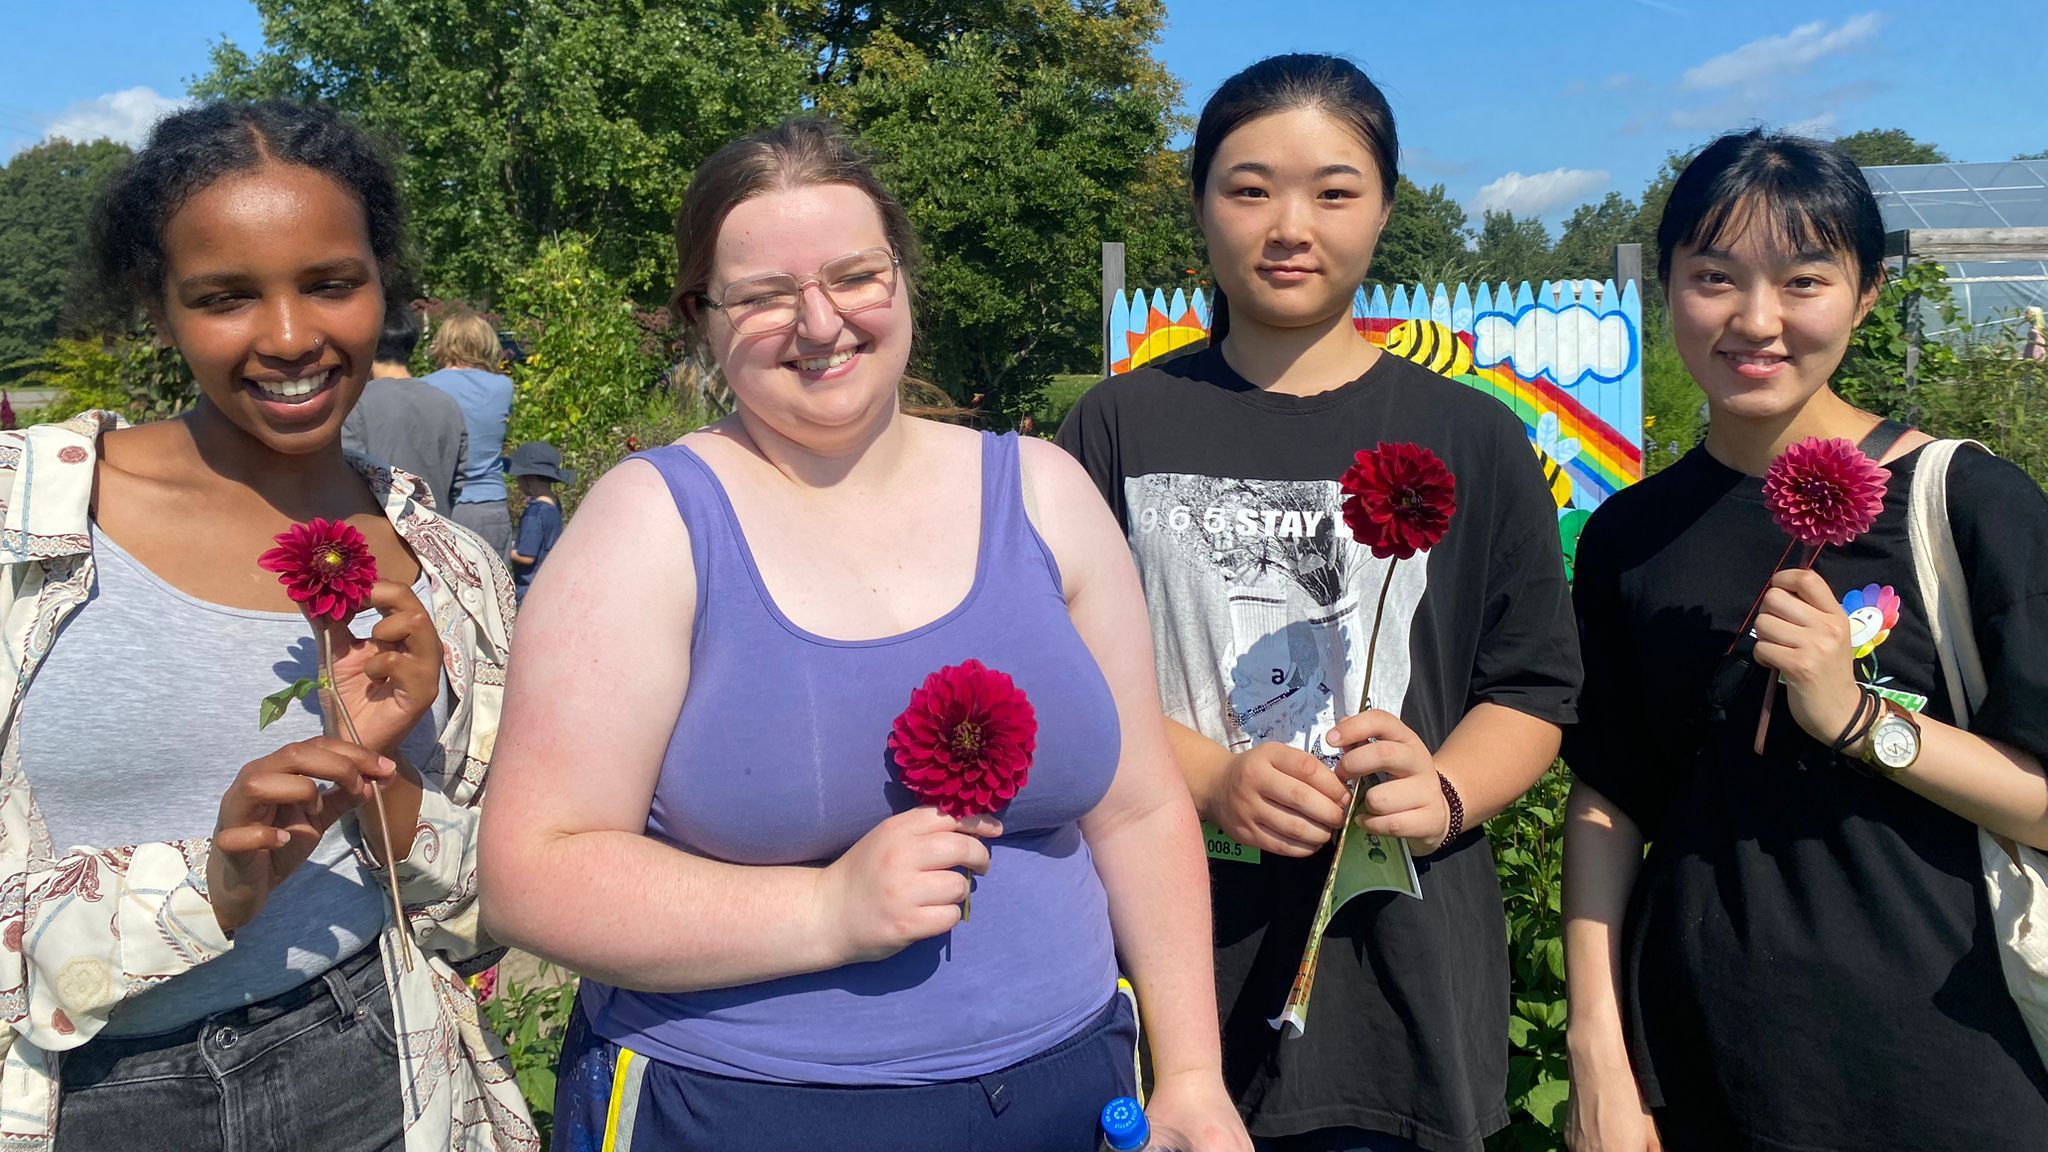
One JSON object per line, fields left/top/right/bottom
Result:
{"left": 19, "top": 526, "right": 446, "bottom": 1035}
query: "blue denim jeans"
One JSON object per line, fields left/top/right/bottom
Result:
{"left": 54, "top": 945, "right": 403, "bottom": 1152}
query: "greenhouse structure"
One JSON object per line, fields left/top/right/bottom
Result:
{"left": 1862, "top": 159, "right": 2048, "bottom": 339}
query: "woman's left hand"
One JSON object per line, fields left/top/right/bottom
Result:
{"left": 1328, "top": 709, "right": 1451, "bottom": 855}
{"left": 318, "top": 579, "right": 444, "bottom": 757}
{"left": 1144, "top": 1069, "right": 1252, "bottom": 1152}
{"left": 1751, "top": 568, "right": 1863, "bottom": 745}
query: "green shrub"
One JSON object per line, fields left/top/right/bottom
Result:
{"left": 502, "top": 234, "right": 670, "bottom": 487}
{"left": 479, "top": 974, "right": 579, "bottom": 1143}
{"left": 13, "top": 331, "right": 193, "bottom": 424}
{"left": 1486, "top": 764, "right": 1571, "bottom": 1151}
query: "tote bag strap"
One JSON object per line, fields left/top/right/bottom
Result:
{"left": 1904, "top": 438, "right": 1989, "bottom": 723}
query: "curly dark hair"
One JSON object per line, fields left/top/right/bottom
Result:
{"left": 85, "top": 100, "right": 409, "bottom": 319}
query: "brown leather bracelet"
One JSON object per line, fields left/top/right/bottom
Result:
{"left": 1438, "top": 771, "right": 1465, "bottom": 847}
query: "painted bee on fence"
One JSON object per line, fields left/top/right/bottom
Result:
{"left": 1532, "top": 411, "right": 1582, "bottom": 510}
{"left": 1384, "top": 319, "right": 1474, "bottom": 377}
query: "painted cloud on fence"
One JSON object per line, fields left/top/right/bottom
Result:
{"left": 1472, "top": 303, "right": 1636, "bottom": 388}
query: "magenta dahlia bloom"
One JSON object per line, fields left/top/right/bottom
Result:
{"left": 258, "top": 517, "right": 379, "bottom": 622}
{"left": 1762, "top": 437, "right": 1891, "bottom": 549}
{"left": 888, "top": 660, "right": 1037, "bottom": 818}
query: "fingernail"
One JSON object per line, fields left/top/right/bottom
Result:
{"left": 377, "top": 757, "right": 396, "bottom": 776}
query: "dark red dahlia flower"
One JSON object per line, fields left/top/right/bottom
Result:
{"left": 258, "top": 517, "right": 379, "bottom": 622}
{"left": 1338, "top": 442, "right": 1458, "bottom": 560}
{"left": 1762, "top": 436, "right": 1890, "bottom": 549}
{"left": 888, "top": 659, "right": 1037, "bottom": 818}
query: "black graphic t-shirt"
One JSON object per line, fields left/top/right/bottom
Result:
{"left": 1058, "top": 344, "right": 1580, "bottom": 1149}
{"left": 1565, "top": 443, "right": 2048, "bottom": 1151}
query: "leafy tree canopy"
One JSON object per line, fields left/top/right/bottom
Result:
{"left": 1831, "top": 128, "right": 1949, "bottom": 167}
{"left": 0, "top": 138, "right": 132, "bottom": 377}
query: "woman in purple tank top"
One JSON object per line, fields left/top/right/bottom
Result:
{"left": 479, "top": 119, "right": 1248, "bottom": 1152}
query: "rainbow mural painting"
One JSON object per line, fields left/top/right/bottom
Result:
{"left": 1107, "top": 279, "right": 1644, "bottom": 575}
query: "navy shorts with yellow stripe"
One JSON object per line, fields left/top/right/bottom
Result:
{"left": 551, "top": 989, "right": 1139, "bottom": 1152}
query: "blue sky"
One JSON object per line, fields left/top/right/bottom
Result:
{"left": 4, "top": 1, "right": 2040, "bottom": 231}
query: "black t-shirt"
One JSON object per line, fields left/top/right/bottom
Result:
{"left": 1058, "top": 344, "right": 1580, "bottom": 1150}
{"left": 1565, "top": 443, "right": 2048, "bottom": 1151}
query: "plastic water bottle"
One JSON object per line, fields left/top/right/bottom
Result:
{"left": 1099, "top": 1096, "right": 1192, "bottom": 1151}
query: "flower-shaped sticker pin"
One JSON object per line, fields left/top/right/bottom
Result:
{"left": 1842, "top": 583, "right": 1902, "bottom": 659}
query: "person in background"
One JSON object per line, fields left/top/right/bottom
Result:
{"left": 342, "top": 301, "right": 469, "bottom": 507}
{"left": 425, "top": 308, "right": 516, "bottom": 556}
{"left": 506, "top": 441, "right": 572, "bottom": 603}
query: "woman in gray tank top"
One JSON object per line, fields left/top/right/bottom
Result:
{"left": 0, "top": 102, "right": 532, "bottom": 1150}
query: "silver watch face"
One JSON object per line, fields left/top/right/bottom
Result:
{"left": 1871, "top": 713, "right": 1920, "bottom": 770}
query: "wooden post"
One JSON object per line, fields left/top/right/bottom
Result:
{"left": 1101, "top": 242, "right": 1126, "bottom": 379}
{"left": 1613, "top": 243, "right": 1643, "bottom": 299}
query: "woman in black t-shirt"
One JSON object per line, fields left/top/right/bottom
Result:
{"left": 1562, "top": 130, "right": 2048, "bottom": 1152}
{"left": 1058, "top": 55, "right": 1580, "bottom": 1152}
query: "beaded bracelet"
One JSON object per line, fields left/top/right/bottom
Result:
{"left": 1437, "top": 772, "right": 1465, "bottom": 846}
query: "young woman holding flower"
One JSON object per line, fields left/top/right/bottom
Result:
{"left": 0, "top": 102, "right": 532, "bottom": 1150}
{"left": 477, "top": 118, "right": 1247, "bottom": 1152}
{"left": 1562, "top": 129, "right": 2048, "bottom": 1151}
{"left": 1056, "top": 55, "right": 1580, "bottom": 1152}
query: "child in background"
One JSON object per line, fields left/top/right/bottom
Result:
{"left": 508, "top": 441, "right": 573, "bottom": 601}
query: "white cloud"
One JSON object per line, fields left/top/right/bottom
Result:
{"left": 1781, "top": 112, "right": 1840, "bottom": 139}
{"left": 1468, "top": 168, "right": 1611, "bottom": 217}
{"left": 1474, "top": 304, "right": 1635, "bottom": 387}
{"left": 41, "top": 87, "right": 187, "bottom": 148}
{"left": 1680, "top": 13, "right": 1884, "bottom": 92}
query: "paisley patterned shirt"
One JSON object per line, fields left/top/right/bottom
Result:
{"left": 0, "top": 411, "right": 538, "bottom": 1151}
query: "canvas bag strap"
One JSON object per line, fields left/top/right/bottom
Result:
{"left": 1904, "top": 438, "right": 1989, "bottom": 725}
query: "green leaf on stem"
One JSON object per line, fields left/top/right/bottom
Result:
{"left": 259, "top": 678, "right": 317, "bottom": 729}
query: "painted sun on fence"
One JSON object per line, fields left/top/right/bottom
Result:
{"left": 1108, "top": 279, "right": 1645, "bottom": 576}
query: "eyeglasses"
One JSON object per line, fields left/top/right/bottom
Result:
{"left": 700, "top": 248, "right": 900, "bottom": 336}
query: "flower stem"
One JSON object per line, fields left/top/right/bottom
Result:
{"left": 1357, "top": 560, "right": 1400, "bottom": 717}
{"left": 1727, "top": 537, "right": 1801, "bottom": 656}
{"left": 1282, "top": 559, "right": 1402, "bottom": 1035}
{"left": 1751, "top": 543, "right": 1831, "bottom": 755}
{"left": 318, "top": 628, "right": 413, "bottom": 972}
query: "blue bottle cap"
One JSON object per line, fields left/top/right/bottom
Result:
{"left": 1100, "top": 1096, "right": 1149, "bottom": 1151}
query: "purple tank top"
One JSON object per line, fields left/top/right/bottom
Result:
{"left": 581, "top": 431, "right": 1122, "bottom": 1085}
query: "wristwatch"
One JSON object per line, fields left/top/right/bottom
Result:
{"left": 1861, "top": 698, "right": 1923, "bottom": 776}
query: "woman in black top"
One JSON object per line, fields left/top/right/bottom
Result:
{"left": 1058, "top": 55, "right": 1580, "bottom": 1152}
{"left": 1562, "top": 129, "right": 2048, "bottom": 1152}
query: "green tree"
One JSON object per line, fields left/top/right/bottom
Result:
{"left": 1552, "top": 191, "right": 1637, "bottom": 282}
{"left": 790, "top": 0, "right": 1171, "bottom": 99}
{"left": 501, "top": 233, "right": 668, "bottom": 482}
{"left": 2017, "top": 150, "right": 2048, "bottom": 161}
{"left": 197, "top": 0, "right": 810, "bottom": 300}
{"left": 1830, "top": 128, "right": 1948, "bottom": 167}
{"left": 836, "top": 28, "right": 1182, "bottom": 410}
{"left": 0, "top": 138, "right": 132, "bottom": 378}
{"left": 1475, "top": 210, "right": 1559, "bottom": 284}
{"left": 1372, "top": 178, "right": 1474, "bottom": 288}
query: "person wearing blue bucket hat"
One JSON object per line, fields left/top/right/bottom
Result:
{"left": 508, "top": 442, "right": 574, "bottom": 602}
